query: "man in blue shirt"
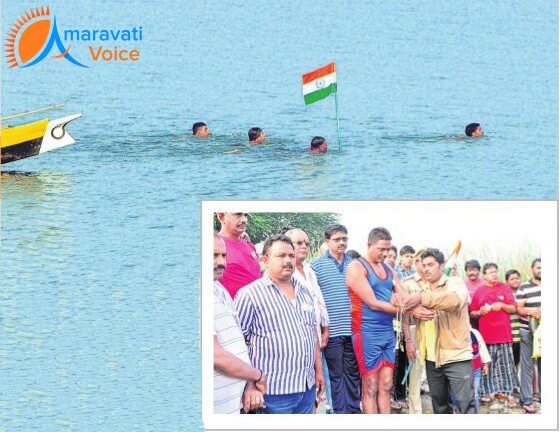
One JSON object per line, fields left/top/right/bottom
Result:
{"left": 311, "top": 224, "right": 361, "bottom": 413}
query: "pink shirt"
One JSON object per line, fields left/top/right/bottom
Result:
{"left": 469, "top": 282, "right": 515, "bottom": 344}
{"left": 465, "top": 278, "right": 485, "bottom": 303}
{"left": 219, "top": 235, "right": 261, "bottom": 299}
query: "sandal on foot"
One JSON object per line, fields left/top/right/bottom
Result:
{"left": 522, "top": 404, "right": 536, "bottom": 414}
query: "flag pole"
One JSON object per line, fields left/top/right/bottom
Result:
{"left": 334, "top": 90, "right": 341, "bottom": 151}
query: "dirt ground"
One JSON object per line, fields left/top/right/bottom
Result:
{"left": 395, "top": 392, "right": 541, "bottom": 414}
{"left": 317, "top": 392, "right": 541, "bottom": 414}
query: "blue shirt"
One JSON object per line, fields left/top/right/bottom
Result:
{"left": 311, "top": 251, "right": 353, "bottom": 338}
{"left": 395, "top": 264, "right": 415, "bottom": 280}
{"left": 234, "top": 273, "right": 318, "bottom": 395}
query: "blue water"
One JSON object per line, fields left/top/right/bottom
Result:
{"left": 1, "top": 1, "right": 557, "bottom": 430}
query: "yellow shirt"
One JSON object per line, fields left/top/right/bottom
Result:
{"left": 422, "top": 319, "right": 437, "bottom": 362}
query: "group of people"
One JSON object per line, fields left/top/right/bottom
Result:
{"left": 192, "top": 122, "right": 328, "bottom": 153}
{"left": 213, "top": 212, "right": 540, "bottom": 415}
{"left": 193, "top": 122, "right": 484, "bottom": 154}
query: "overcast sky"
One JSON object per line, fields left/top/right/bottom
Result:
{"left": 338, "top": 201, "right": 545, "bottom": 261}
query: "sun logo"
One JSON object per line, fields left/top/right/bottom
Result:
{"left": 5, "top": 6, "right": 87, "bottom": 68}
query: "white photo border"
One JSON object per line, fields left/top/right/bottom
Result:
{"left": 201, "top": 200, "right": 558, "bottom": 431}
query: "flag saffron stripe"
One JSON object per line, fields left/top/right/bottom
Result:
{"left": 302, "top": 62, "right": 336, "bottom": 85}
{"left": 303, "top": 83, "right": 337, "bottom": 105}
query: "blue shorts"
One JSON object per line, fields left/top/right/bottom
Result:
{"left": 353, "top": 331, "right": 396, "bottom": 375}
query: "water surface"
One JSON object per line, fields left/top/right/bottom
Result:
{"left": 1, "top": 1, "right": 557, "bottom": 430}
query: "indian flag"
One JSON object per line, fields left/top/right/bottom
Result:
{"left": 444, "top": 240, "right": 462, "bottom": 276}
{"left": 302, "top": 62, "right": 337, "bottom": 105}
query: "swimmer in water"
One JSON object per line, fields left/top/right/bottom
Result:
{"left": 193, "top": 122, "right": 210, "bottom": 138}
{"left": 308, "top": 136, "right": 328, "bottom": 153}
{"left": 248, "top": 127, "right": 265, "bottom": 145}
{"left": 465, "top": 123, "right": 484, "bottom": 138}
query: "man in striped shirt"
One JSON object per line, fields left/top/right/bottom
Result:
{"left": 505, "top": 270, "right": 523, "bottom": 370}
{"left": 311, "top": 224, "right": 361, "bottom": 414}
{"left": 234, "top": 234, "right": 325, "bottom": 414}
{"left": 516, "top": 258, "right": 541, "bottom": 413}
{"left": 213, "top": 233, "right": 267, "bottom": 414}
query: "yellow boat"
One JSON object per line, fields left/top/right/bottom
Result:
{"left": 1, "top": 111, "right": 82, "bottom": 165}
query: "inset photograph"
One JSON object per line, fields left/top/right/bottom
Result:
{"left": 201, "top": 201, "right": 556, "bottom": 431}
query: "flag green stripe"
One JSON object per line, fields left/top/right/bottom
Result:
{"left": 304, "top": 83, "right": 337, "bottom": 105}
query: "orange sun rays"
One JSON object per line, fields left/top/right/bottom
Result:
{"left": 5, "top": 6, "right": 51, "bottom": 68}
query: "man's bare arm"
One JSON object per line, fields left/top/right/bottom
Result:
{"left": 346, "top": 261, "right": 398, "bottom": 314}
{"left": 214, "top": 337, "right": 263, "bottom": 384}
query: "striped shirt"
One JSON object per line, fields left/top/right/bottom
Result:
{"left": 214, "top": 281, "right": 251, "bottom": 414}
{"left": 516, "top": 280, "right": 541, "bottom": 331}
{"left": 509, "top": 288, "right": 522, "bottom": 342}
{"left": 395, "top": 264, "right": 415, "bottom": 280}
{"left": 234, "top": 273, "right": 318, "bottom": 395}
{"left": 311, "top": 252, "right": 353, "bottom": 337}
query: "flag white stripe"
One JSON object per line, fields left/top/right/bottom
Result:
{"left": 302, "top": 72, "right": 337, "bottom": 96}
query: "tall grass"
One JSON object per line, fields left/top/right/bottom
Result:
{"left": 458, "top": 242, "right": 540, "bottom": 282}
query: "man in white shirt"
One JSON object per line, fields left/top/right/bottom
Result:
{"left": 285, "top": 228, "right": 330, "bottom": 347}
{"left": 213, "top": 232, "right": 267, "bottom": 413}
{"left": 286, "top": 228, "right": 332, "bottom": 412}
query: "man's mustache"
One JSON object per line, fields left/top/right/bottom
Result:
{"left": 214, "top": 265, "right": 226, "bottom": 271}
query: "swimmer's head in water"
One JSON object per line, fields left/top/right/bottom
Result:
{"left": 248, "top": 127, "right": 265, "bottom": 143}
{"left": 193, "top": 122, "right": 210, "bottom": 137}
{"left": 310, "top": 136, "right": 328, "bottom": 153}
{"left": 465, "top": 123, "right": 483, "bottom": 137}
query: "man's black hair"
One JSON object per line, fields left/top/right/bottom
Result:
{"left": 368, "top": 227, "right": 392, "bottom": 245}
{"left": 399, "top": 245, "right": 415, "bottom": 256}
{"left": 482, "top": 262, "right": 498, "bottom": 274}
{"left": 310, "top": 136, "right": 326, "bottom": 148}
{"left": 248, "top": 127, "right": 263, "bottom": 142}
{"left": 324, "top": 224, "right": 348, "bottom": 240}
{"left": 262, "top": 234, "right": 294, "bottom": 256}
{"left": 464, "top": 259, "right": 481, "bottom": 271}
{"left": 192, "top": 122, "right": 207, "bottom": 135}
{"left": 347, "top": 249, "right": 361, "bottom": 260}
{"left": 421, "top": 248, "right": 445, "bottom": 265}
{"left": 465, "top": 123, "right": 480, "bottom": 137}
{"left": 505, "top": 269, "right": 521, "bottom": 281}
{"left": 389, "top": 245, "right": 398, "bottom": 255}
{"left": 531, "top": 258, "right": 541, "bottom": 268}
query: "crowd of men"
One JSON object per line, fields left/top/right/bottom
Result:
{"left": 213, "top": 212, "right": 541, "bottom": 415}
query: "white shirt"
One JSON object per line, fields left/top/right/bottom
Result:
{"left": 293, "top": 263, "right": 330, "bottom": 340}
{"left": 214, "top": 281, "right": 250, "bottom": 414}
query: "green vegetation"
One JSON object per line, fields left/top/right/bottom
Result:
{"left": 214, "top": 212, "right": 340, "bottom": 251}
{"left": 458, "top": 242, "right": 540, "bottom": 282}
